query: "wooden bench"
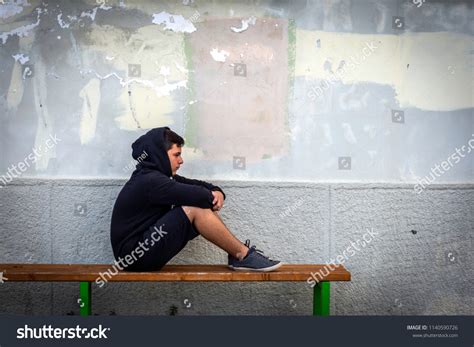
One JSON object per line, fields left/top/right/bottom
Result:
{"left": 0, "top": 264, "right": 351, "bottom": 316}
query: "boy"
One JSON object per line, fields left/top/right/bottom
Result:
{"left": 110, "top": 127, "right": 281, "bottom": 272}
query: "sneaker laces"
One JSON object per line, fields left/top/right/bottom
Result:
{"left": 245, "top": 239, "right": 273, "bottom": 260}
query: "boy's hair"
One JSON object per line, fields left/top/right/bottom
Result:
{"left": 164, "top": 128, "right": 185, "bottom": 150}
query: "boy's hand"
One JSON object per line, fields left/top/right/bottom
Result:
{"left": 211, "top": 191, "right": 224, "bottom": 211}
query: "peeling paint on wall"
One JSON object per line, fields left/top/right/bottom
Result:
{"left": 79, "top": 24, "right": 188, "bottom": 131}
{"left": 57, "top": 13, "right": 75, "bottom": 29}
{"left": 0, "top": 7, "right": 43, "bottom": 44}
{"left": 12, "top": 53, "right": 30, "bottom": 64}
{"left": 152, "top": 11, "right": 197, "bottom": 33}
{"left": 210, "top": 48, "right": 229, "bottom": 62}
{"left": 230, "top": 16, "right": 256, "bottom": 33}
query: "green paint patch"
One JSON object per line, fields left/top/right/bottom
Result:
{"left": 262, "top": 154, "right": 272, "bottom": 159}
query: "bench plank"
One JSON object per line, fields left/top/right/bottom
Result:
{"left": 0, "top": 264, "right": 351, "bottom": 282}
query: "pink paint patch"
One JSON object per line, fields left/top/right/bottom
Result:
{"left": 187, "top": 17, "right": 289, "bottom": 163}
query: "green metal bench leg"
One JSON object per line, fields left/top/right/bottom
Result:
{"left": 313, "top": 282, "right": 330, "bottom": 316}
{"left": 79, "top": 282, "right": 91, "bottom": 316}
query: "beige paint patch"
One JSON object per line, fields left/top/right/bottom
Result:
{"left": 296, "top": 30, "right": 473, "bottom": 111}
{"left": 79, "top": 78, "right": 101, "bottom": 144}
{"left": 6, "top": 63, "right": 24, "bottom": 110}
{"left": 80, "top": 24, "right": 187, "bottom": 130}
{"left": 115, "top": 84, "right": 175, "bottom": 129}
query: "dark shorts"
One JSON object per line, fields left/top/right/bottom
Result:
{"left": 119, "top": 206, "right": 199, "bottom": 272}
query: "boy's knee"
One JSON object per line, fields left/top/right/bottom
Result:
{"left": 181, "top": 206, "right": 210, "bottom": 221}
{"left": 181, "top": 206, "right": 194, "bottom": 221}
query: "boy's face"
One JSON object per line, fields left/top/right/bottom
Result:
{"left": 167, "top": 144, "right": 184, "bottom": 176}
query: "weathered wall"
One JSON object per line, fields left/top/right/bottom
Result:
{"left": 0, "top": 0, "right": 472, "bottom": 315}
{"left": 0, "top": 0, "right": 472, "bottom": 181}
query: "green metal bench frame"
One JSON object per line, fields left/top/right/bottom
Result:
{"left": 79, "top": 281, "right": 331, "bottom": 316}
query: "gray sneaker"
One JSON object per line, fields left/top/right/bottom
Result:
{"left": 228, "top": 240, "right": 282, "bottom": 272}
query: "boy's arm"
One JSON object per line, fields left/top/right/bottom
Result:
{"left": 148, "top": 175, "right": 215, "bottom": 208}
{"left": 173, "top": 175, "right": 226, "bottom": 200}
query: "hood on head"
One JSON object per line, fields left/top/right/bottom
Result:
{"left": 131, "top": 127, "right": 172, "bottom": 177}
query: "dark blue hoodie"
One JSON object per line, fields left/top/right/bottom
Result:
{"left": 110, "top": 127, "right": 225, "bottom": 259}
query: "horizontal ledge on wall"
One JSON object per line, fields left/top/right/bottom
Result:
{"left": 1, "top": 178, "right": 473, "bottom": 190}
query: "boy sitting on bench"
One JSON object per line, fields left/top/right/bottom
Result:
{"left": 110, "top": 127, "right": 281, "bottom": 272}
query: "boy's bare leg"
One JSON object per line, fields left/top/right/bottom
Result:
{"left": 213, "top": 210, "right": 226, "bottom": 224}
{"left": 182, "top": 206, "right": 248, "bottom": 260}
